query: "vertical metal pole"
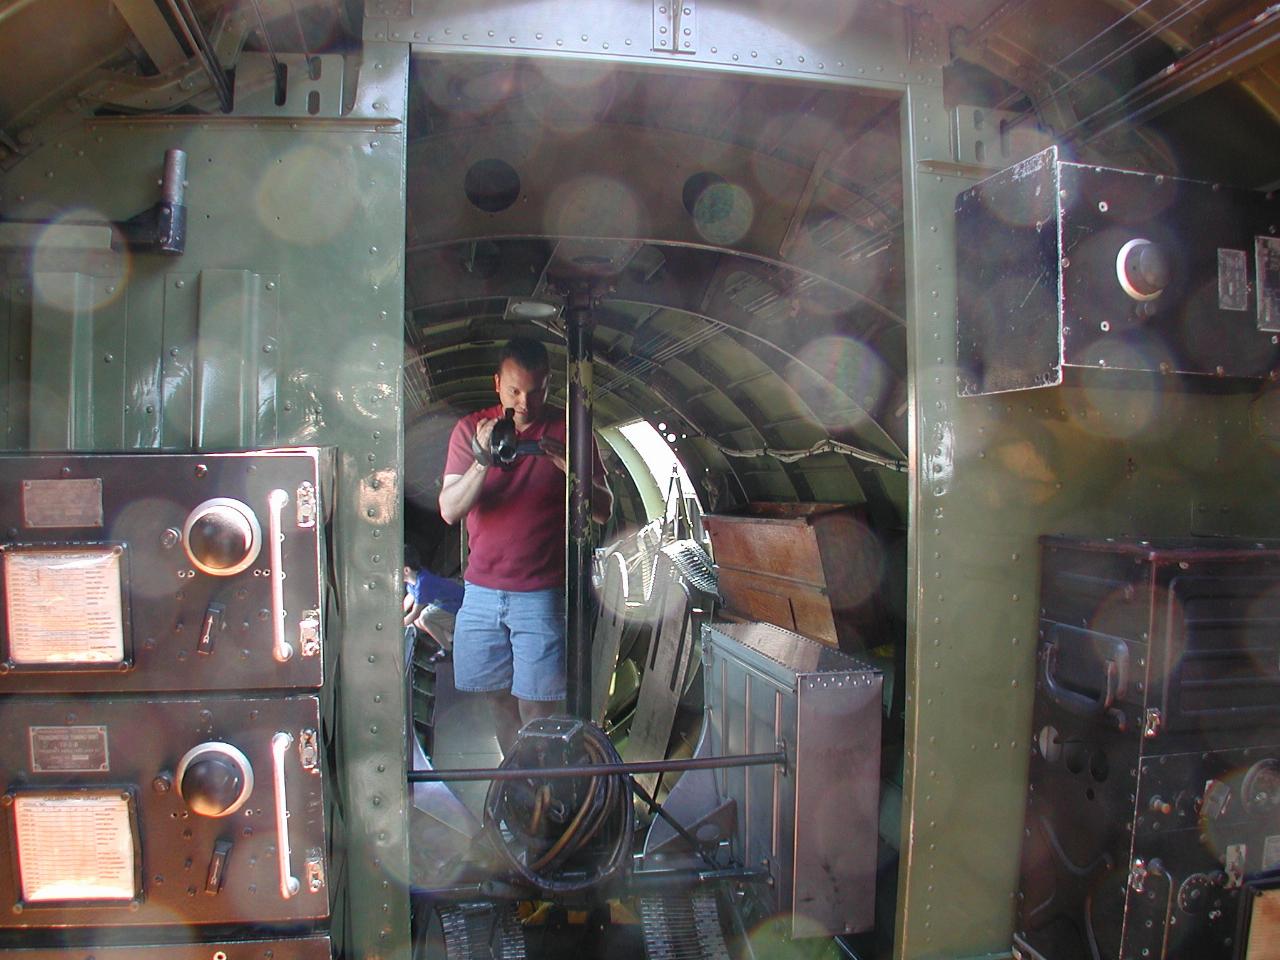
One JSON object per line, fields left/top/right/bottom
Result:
{"left": 564, "top": 281, "right": 597, "bottom": 718}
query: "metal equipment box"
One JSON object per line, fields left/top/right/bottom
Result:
{"left": 956, "top": 146, "right": 1280, "bottom": 395}
{"left": 1014, "top": 537, "right": 1280, "bottom": 960}
{"left": 0, "top": 449, "right": 332, "bottom": 693}
{"left": 0, "top": 695, "right": 328, "bottom": 932}
{"left": 647, "top": 621, "right": 882, "bottom": 938}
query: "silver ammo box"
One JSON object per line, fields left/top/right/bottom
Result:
{"left": 647, "top": 621, "right": 882, "bottom": 938}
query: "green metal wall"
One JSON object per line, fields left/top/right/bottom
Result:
{"left": 0, "top": 43, "right": 414, "bottom": 959}
{"left": 898, "top": 99, "right": 1280, "bottom": 957}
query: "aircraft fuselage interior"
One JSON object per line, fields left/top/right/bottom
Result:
{"left": 1, "top": 1, "right": 1279, "bottom": 959}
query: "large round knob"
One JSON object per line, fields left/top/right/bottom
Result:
{"left": 176, "top": 742, "right": 254, "bottom": 817}
{"left": 1116, "top": 238, "right": 1170, "bottom": 301}
{"left": 182, "top": 498, "right": 261, "bottom": 576}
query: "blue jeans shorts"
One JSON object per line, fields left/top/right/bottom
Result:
{"left": 452, "top": 584, "right": 565, "bottom": 701}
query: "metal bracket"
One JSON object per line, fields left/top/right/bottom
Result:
{"left": 305, "top": 849, "right": 326, "bottom": 893}
{"left": 1143, "top": 707, "right": 1163, "bottom": 739}
{"left": 296, "top": 481, "right": 317, "bottom": 528}
{"left": 299, "top": 612, "right": 321, "bottom": 658}
{"left": 299, "top": 727, "right": 320, "bottom": 771}
{"left": 653, "top": 0, "right": 696, "bottom": 54}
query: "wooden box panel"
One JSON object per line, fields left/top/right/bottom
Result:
{"left": 705, "top": 503, "right": 885, "bottom": 652}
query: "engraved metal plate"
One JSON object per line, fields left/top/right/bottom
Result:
{"left": 29, "top": 725, "right": 110, "bottom": 773}
{"left": 1258, "top": 236, "right": 1280, "bottom": 332}
{"left": 1219, "top": 248, "right": 1249, "bottom": 311}
{"left": 21, "top": 479, "right": 104, "bottom": 529}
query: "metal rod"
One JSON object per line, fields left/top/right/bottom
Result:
{"left": 161, "top": 0, "right": 233, "bottom": 112}
{"left": 414, "top": 866, "right": 769, "bottom": 901}
{"left": 627, "top": 775, "right": 719, "bottom": 869}
{"left": 564, "top": 281, "right": 596, "bottom": 719}
{"left": 408, "top": 750, "right": 787, "bottom": 783}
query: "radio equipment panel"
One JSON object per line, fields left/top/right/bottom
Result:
{"left": 0, "top": 695, "right": 328, "bottom": 930}
{"left": 0, "top": 449, "right": 331, "bottom": 693}
{"left": 1015, "top": 537, "right": 1280, "bottom": 960}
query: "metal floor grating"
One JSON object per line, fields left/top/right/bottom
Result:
{"left": 437, "top": 902, "right": 528, "bottom": 960}
{"left": 639, "top": 893, "right": 730, "bottom": 960}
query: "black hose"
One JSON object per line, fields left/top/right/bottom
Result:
{"left": 483, "top": 721, "right": 634, "bottom": 894}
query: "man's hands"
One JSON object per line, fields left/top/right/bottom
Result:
{"left": 469, "top": 418, "right": 498, "bottom": 467}
{"left": 539, "top": 436, "right": 567, "bottom": 472}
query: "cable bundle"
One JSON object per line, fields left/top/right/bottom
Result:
{"left": 483, "top": 720, "right": 634, "bottom": 895}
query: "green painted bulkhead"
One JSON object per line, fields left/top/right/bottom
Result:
{"left": 2, "top": 1, "right": 1280, "bottom": 958}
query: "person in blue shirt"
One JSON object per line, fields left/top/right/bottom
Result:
{"left": 403, "top": 544, "right": 464, "bottom": 662}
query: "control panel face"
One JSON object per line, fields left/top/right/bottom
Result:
{"left": 0, "top": 696, "right": 328, "bottom": 928}
{"left": 0, "top": 450, "right": 330, "bottom": 693}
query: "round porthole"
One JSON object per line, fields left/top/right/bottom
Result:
{"left": 464, "top": 158, "right": 521, "bottom": 213}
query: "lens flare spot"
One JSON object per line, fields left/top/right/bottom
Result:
{"left": 691, "top": 182, "right": 753, "bottom": 246}
{"left": 790, "top": 336, "right": 891, "bottom": 420}
{"left": 255, "top": 145, "right": 358, "bottom": 243}
{"left": 545, "top": 175, "right": 643, "bottom": 239}
{"left": 30, "top": 209, "right": 131, "bottom": 313}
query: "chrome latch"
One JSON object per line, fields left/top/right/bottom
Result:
{"left": 305, "top": 849, "right": 326, "bottom": 893}
{"left": 1129, "top": 858, "right": 1148, "bottom": 893}
{"left": 295, "top": 481, "right": 317, "bottom": 528}
{"left": 299, "top": 728, "right": 320, "bottom": 771}
{"left": 1225, "top": 844, "right": 1246, "bottom": 889}
{"left": 299, "top": 610, "right": 321, "bottom": 657}
{"left": 1143, "top": 707, "right": 1163, "bottom": 739}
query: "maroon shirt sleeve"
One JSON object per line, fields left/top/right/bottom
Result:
{"left": 443, "top": 414, "right": 476, "bottom": 478}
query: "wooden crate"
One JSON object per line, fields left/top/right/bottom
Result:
{"left": 704, "top": 502, "right": 885, "bottom": 652}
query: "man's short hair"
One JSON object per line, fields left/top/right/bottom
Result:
{"left": 404, "top": 543, "right": 422, "bottom": 570}
{"left": 498, "top": 336, "right": 549, "bottom": 374}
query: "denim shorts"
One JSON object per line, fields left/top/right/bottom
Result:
{"left": 452, "top": 584, "right": 565, "bottom": 701}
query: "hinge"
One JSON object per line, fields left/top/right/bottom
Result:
{"left": 653, "top": 0, "right": 696, "bottom": 54}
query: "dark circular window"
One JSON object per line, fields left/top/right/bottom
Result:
{"left": 681, "top": 171, "right": 727, "bottom": 216}
{"left": 464, "top": 158, "right": 521, "bottom": 213}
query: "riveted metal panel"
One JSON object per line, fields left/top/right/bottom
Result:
{"left": 372, "top": 0, "right": 941, "bottom": 89}
{"left": 0, "top": 41, "right": 413, "bottom": 960}
{"left": 193, "top": 268, "right": 279, "bottom": 448}
{"left": 898, "top": 85, "right": 1280, "bottom": 960}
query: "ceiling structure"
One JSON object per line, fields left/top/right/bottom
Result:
{"left": 2, "top": 0, "right": 1278, "bottom": 530}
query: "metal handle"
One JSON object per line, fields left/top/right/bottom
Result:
{"left": 1042, "top": 641, "right": 1119, "bottom": 716}
{"left": 268, "top": 489, "right": 292, "bottom": 662}
{"left": 271, "top": 731, "right": 300, "bottom": 899}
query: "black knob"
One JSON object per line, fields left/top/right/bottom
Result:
{"left": 175, "top": 742, "right": 253, "bottom": 817}
{"left": 183, "top": 499, "right": 261, "bottom": 576}
{"left": 181, "top": 756, "right": 243, "bottom": 816}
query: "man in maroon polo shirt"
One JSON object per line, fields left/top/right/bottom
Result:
{"left": 439, "top": 337, "right": 613, "bottom": 755}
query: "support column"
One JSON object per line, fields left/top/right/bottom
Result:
{"left": 564, "top": 281, "right": 597, "bottom": 719}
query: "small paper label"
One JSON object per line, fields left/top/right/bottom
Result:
{"left": 14, "top": 793, "right": 135, "bottom": 902}
{"left": 4, "top": 547, "right": 124, "bottom": 665}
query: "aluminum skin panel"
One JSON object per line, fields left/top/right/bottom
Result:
{"left": 0, "top": 449, "right": 331, "bottom": 693}
{"left": 0, "top": 696, "right": 328, "bottom": 930}
{"left": 706, "top": 622, "right": 881, "bottom": 938}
